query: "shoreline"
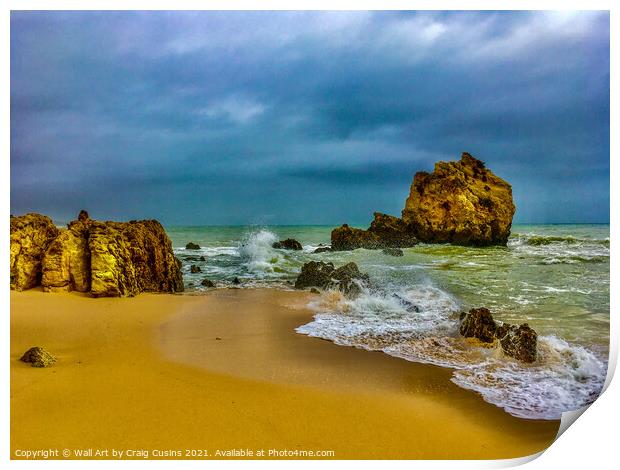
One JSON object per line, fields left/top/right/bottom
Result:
{"left": 11, "top": 288, "right": 560, "bottom": 459}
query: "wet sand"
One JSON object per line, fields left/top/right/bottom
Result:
{"left": 11, "top": 288, "right": 559, "bottom": 459}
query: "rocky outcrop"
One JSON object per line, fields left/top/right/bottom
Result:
{"left": 497, "top": 323, "right": 538, "bottom": 363}
{"left": 295, "top": 261, "right": 369, "bottom": 297}
{"left": 20, "top": 346, "right": 56, "bottom": 368}
{"left": 11, "top": 211, "right": 184, "bottom": 297}
{"left": 402, "top": 152, "right": 515, "bottom": 246}
{"left": 459, "top": 307, "right": 537, "bottom": 363}
{"left": 331, "top": 213, "right": 418, "bottom": 251}
{"left": 331, "top": 152, "right": 515, "bottom": 248}
{"left": 190, "top": 265, "right": 201, "bottom": 273}
{"left": 41, "top": 219, "right": 90, "bottom": 292}
{"left": 185, "top": 242, "right": 200, "bottom": 250}
{"left": 331, "top": 225, "right": 380, "bottom": 250}
{"left": 272, "top": 238, "right": 303, "bottom": 250}
{"left": 10, "top": 214, "right": 60, "bottom": 291}
{"left": 294, "top": 261, "right": 336, "bottom": 290}
{"left": 313, "top": 246, "right": 332, "bottom": 254}
{"left": 368, "top": 213, "right": 418, "bottom": 247}
{"left": 201, "top": 278, "right": 215, "bottom": 288}
{"left": 87, "top": 219, "right": 184, "bottom": 297}
{"left": 459, "top": 307, "right": 497, "bottom": 343}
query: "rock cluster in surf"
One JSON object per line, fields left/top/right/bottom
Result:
{"left": 331, "top": 212, "right": 418, "bottom": 251}
{"left": 331, "top": 152, "right": 515, "bottom": 249}
{"left": 295, "top": 261, "right": 370, "bottom": 297}
{"left": 459, "top": 307, "right": 537, "bottom": 363}
{"left": 10, "top": 211, "right": 184, "bottom": 297}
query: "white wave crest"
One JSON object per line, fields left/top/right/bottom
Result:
{"left": 297, "top": 284, "right": 607, "bottom": 420}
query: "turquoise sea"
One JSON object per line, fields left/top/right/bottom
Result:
{"left": 166, "top": 224, "right": 610, "bottom": 420}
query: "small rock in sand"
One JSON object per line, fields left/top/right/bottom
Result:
{"left": 20, "top": 346, "right": 56, "bottom": 368}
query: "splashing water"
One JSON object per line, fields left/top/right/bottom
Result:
{"left": 238, "top": 230, "right": 280, "bottom": 275}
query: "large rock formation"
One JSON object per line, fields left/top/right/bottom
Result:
{"left": 331, "top": 212, "right": 418, "bottom": 251}
{"left": 459, "top": 307, "right": 537, "bottom": 363}
{"left": 295, "top": 261, "right": 370, "bottom": 297}
{"left": 41, "top": 218, "right": 90, "bottom": 292}
{"left": 10, "top": 214, "right": 59, "bottom": 290}
{"left": 87, "top": 219, "right": 184, "bottom": 297}
{"left": 331, "top": 152, "right": 515, "bottom": 248}
{"left": 10, "top": 211, "right": 184, "bottom": 297}
{"left": 402, "top": 152, "right": 515, "bottom": 246}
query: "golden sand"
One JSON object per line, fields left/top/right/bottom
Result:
{"left": 11, "top": 288, "right": 559, "bottom": 459}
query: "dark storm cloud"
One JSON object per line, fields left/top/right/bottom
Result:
{"left": 11, "top": 11, "right": 609, "bottom": 225}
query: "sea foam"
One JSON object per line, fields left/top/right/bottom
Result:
{"left": 297, "top": 283, "right": 607, "bottom": 420}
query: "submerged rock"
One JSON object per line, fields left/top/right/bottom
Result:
{"left": 185, "top": 242, "right": 200, "bottom": 250}
{"left": 459, "top": 307, "right": 537, "bottom": 363}
{"left": 402, "top": 152, "right": 515, "bottom": 246}
{"left": 272, "top": 238, "right": 303, "bottom": 250}
{"left": 392, "top": 293, "right": 420, "bottom": 312}
{"left": 20, "top": 346, "right": 56, "bottom": 368}
{"left": 10, "top": 214, "right": 60, "bottom": 291}
{"left": 294, "top": 261, "right": 369, "bottom": 297}
{"left": 201, "top": 278, "right": 215, "bottom": 288}
{"left": 331, "top": 213, "right": 418, "bottom": 251}
{"left": 313, "top": 246, "right": 332, "bottom": 254}
{"left": 190, "top": 265, "right": 201, "bottom": 273}
{"left": 232, "top": 277, "right": 241, "bottom": 285}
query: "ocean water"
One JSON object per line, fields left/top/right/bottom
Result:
{"left": 166, "top": 224, "right": 610, "bottom": 420}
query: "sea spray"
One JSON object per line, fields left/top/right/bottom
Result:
{"left": 239, "top": 229, "right": 279, "bottom": 274}
{"left": 238, "top": 229, "right": 303, "bottom": 278}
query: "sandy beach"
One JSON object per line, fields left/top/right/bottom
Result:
{"left": 11, "top": 288, "right": 560, "bottom": 459}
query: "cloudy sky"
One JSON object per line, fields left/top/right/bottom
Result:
{"left": 11, "top": 11, "right": 609, "bottom": 225}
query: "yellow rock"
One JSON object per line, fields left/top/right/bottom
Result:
{"left": 10, "top": 214, "right": 59, "bottom": 290}
{"left": 402, "top": 152, "right": 515, "bottom": 246}
{"left": 41, "top": 223, "right": 90, "bottom": 292}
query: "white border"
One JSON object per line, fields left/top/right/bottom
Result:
{"left": 2, "top": 2, "right": 616, "bottom": 468}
